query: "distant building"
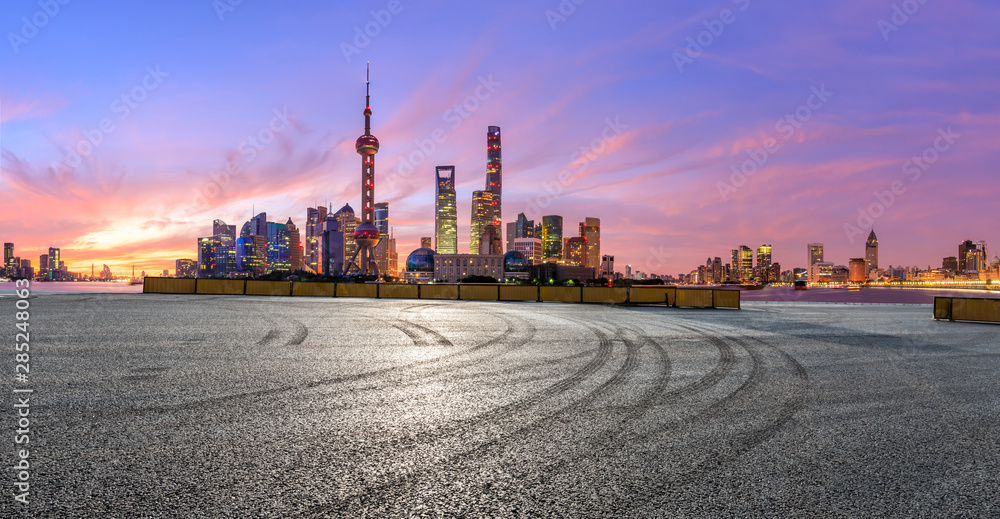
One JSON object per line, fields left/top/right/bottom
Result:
{"left": 738, "top": 245, "right": 753, "bottom": 282}
{"left": 507, "top": 213, "right": 535, "bottom": 252}
{"left": 305, "top": 206, "right": 328, "bottom": 273}
{"left": 865, "top": 230, "right": 878, "bottom": 274}
{"left": 849, "top": 258, "right": 866, "bottom": 283}
{"left": 47, "top": 247, "right": 62, "bottom": 280}
{"left": 334, "top": 204, "right": 359, "bottom": 264}
{"left": 530, "top": 263, "right": 597, "bottom": 283}
{"left": 755, "top": 244, "right": 772, "bottom": 282}
{"left": 3, "top": 243, "right": 13, "bottom": 277}
{"left": 813, "top": 261, "right": 834, "bottom": 283}
{"left": 601, "top": 255, "right": 615, "bottom": 279}
{"left": 959, "top": 240, "right": 987, "bottom": 272}
{"left": 213, "top": 219, "right": 237, "bottom": 276}
{"left": 478, "top": 224, "right": 503, "bottom": 255}
{"left": 564, "top": 236, "right": 589, "bottom": 267}
{"left": 404, "top": 247, "right": 435, "bottom": 283}
{"left": 513, "top": 237, "right": 542, "bottom": 266}
{"left": 420, "top": 237, "right": 433, "bottom": 249}
{"left": 176, "top": 259, "right": 197, "bottom": 277}
{"left": 807, "top": 243, "right": 824, "bottom": 281}
{"left": 321, "top": 215, "right": 345, "bottom": 276}
{"left": 286, "top": 218, "right": 302, "bottom": 271}
{"left": 942, "top": 256, "right": 958, "bottom": 271}
{"left": 470, "top": 190, "right": 494, "bottom": 254}
{"left": 435, "top": 166, "right": 458, "bottom": 255}
{"left": 541, "top": 215, "right": 563, "bottom": 261}
{"left": 486, "top": 126, "right": 503, "bottom": 246}
{"left": 433, "top": 253, "right": 504, "bottom": 282}
{"left": 579, "top": 217, "right": 600, "bottom": 269}
{"left": 197, "top": 237, "right": 218, "bottom": 277}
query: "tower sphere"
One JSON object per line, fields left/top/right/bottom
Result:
{"left": 353, "top": 222, "right": 380, "bottom": 248}
{"left": 355, "top": 134, "right": 379, "bottom": 154}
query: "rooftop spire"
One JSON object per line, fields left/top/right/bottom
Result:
{"left": 364, "top": 62, "right": 372, "bottom": 135}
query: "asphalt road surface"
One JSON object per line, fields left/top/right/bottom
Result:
{"left": 5, "top": 294, "right": 1000, "bottom": 517}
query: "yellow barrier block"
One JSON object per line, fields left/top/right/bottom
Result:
{"left": 675, "top": 288, "right": 713, "bottom": 308}
{"left": 933, "top": 297, "right": 952, "bottom": 320}
{"left": 628, "top": 287, "right": 668, "bottom": 304}
{"left": 380, "top": 284, "right": 419, "bottom": 299}
{"left": 196, "top": 279, "right": 246, "bottom": 295}
{"left": 291, "top": 282, "right": 337, "bottom": 297}
{"left": 246, "top": 280, "right": 291, "bottom": 296}
{"left": 420, "top": 284, "right": 459, "bottom": 300}
{"left": 337, "top": 283, "right": 378, "bottom": 298}
{"left": 540, "top": 286, "right": 582, "bottom": 303}
{"left": 583, "top": 287, "right": 627, "bottom": 304}
{"left": 460, "top": 284, "right": 499, "bottom": 301}
{"left": 951, "top": 298, "right": 1000, "bottom": 323}
{"left": 499, "top": 285, "right": 538, "bottom": 301}
{"left": 143, "top": 277, "right": 196, "bottom": 294}
{"left": 713, "top": 289, "right": 741, "bottom": 309}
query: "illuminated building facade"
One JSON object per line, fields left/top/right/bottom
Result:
{"left": 176, "top": 258, "right": 197, "bottom": 277}
{"left": 321, "top": 215, "right": 345, "bottom": 276}
{"left": 3, "top": 243, "right": 13, "bottom": 277}
{"left": 601, "top": 255, "right": 615, "bottom": 279}
{"left": 486, "top": 126, "right": 502, "bottom": 245}
{"left": 420, "top": 237, "right": 432, "bottom": 249}
{"left": 564, "top": 236, "right": 589, "bottom": 267}
{"left": 756, "top": 244, "right": 772, "bottom": 282}
{"left": 738, "top": 245, "right": 753, "bottom": 282}
{"left": 433, "top": 253, "right": 504, "bottom": 283}
{"left": 305, "top": 206, "right": 328, "bottom": 273}
{"left": 513, "top": 237, "right": 542, "bottom": 266}
{"left": 808, "top": 243, "right": 824, "bottom": 281}
{"left": 865, "top": 230, "right": 878, "bottom": 274}
{"left": 470, "top": 190, "right": 494, "bottom": 253}
{"left": 849, "top": 258, "right": 866, "bottom": 282}
{"left": 286, "top": 218, "right": 302, "bottom": 271}
{"left": 435, "top": 166, "right": 458, "bottom": 255}
{"left": 579, "top": 217, "right": 600, "bottom": 269}
{"left": 542, "top": 215, "right": 564, "bottom": 261}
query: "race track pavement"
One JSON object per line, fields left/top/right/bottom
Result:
{"left": 6, "top": 294, "right": 999, "bottom": 517}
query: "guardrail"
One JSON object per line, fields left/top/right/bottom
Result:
{"left": 934, "top": 296, "right": 1000, "bottom": 323}
{"left": 141, "top": 279, "right": 739, "bottom": 309}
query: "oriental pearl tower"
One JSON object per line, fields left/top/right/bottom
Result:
{"left": 345, "top": 63, "right": 381, "bottom": 276}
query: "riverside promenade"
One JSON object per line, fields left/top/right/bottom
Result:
{"left": 6, "top": 293, "right": 999, "bottom": 517}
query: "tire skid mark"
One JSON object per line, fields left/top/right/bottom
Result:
{"left": 303, "top": 317, "right": 646, "bottom": 517}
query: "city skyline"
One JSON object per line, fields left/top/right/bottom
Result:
{"left": 3, "top": 2, "right": 999, "bottom": 274}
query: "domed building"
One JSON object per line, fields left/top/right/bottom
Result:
{"left": 404, "top": 247, "right": 435, "bottom": 283}
{"left": 503, "top": 250, "right": 529, "bottom": 280}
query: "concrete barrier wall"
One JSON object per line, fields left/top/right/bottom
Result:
{"left": 933, "top": 297, "right": 952, "bottom": 320}
{"left": 582, "top": 287, "right": 627, "bottom": 304}
{"left": 420, "top": 284, "right": 459, "bottom": 300}
{"left": 951, "top": 298, "right": 1000, "bottom": 323}
{"left": 676, "top": 288, "right": 713, "bottom": 308}
{"left": 713, "top": 290, "right": 741, "bottom": 309}
{"left": 144, "top": 280, "right": 740, "bottom": 311}
{"left": 337, "top": 283, "right": 378, "bottom": 298}
{"left": 628, "top": 287, "right": 668, "bottom": 304}
{"left": 246, "top": 280, "right": 291, "bottom": 296}
{"left": 499, "top": 285, "right": 539, "bottom": 301}
{"left": 196, "top": 279, "right": 246, "bottom": 295}
{"left": 540, "top": 286, "right": 582, "bottom": 303}
{"left": 143, "top": 277, "right": 196, "bottom": 294}
{"left": 460, "top": 284, "right": 499, "bottom": 301}
{"left": 291, "top": 282, "right": 336, "bottom": 297}
{"left": 380, "top": 284, "right": 419, "bottom": 299}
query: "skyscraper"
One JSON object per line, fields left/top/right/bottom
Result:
{"left": 579, "top": 217, "right": 600, "bottom": 269}
{"left": 541, "top": 215, "right": 563, "bottom": 261}
{"left": 808, "top": 243, "right": 824, "bottom": 281}
{"left": 286, "top": 218, "right": 302, "bottom": 271}
{"left": 197, "top": 237, "right": 218, "bottom": 277}
{"left": 486, "top": 126, "right": 502, "bottom": 244}
{"left": 374, "top": 202, "right": 391, "bottom": 275}
{"left": 374, "top": 202, "right": 389, "bottom": 235}
{"left": 305, "top": 206, "right": 327, "bottom": 273}
{"left": 756, "top": 244, "right": 772, "bottom": 282}
{"left": 321, "top": 215, "right": 345, "bottom": 276}
{"left": 865, "top": 230, "right": 878, "bottom": 274}
{"left": 435, "top": 166, "right": 457, "bottom": 254}
{"left": 334, "top": 204, "right": 359, "bottom": 263}
{"left": 213, "top": 219, "right": 237, "bottom": 276}
{"left": 470, "top": 190, "right": 494, "bottom": 253}
{"left": 3, "top": 243, "right": 13, "bottom": 277}
{"left": 48, "top": 247, "right": 62, "bottom": 280}
{"left": 345, "top": 64, "right": 381, "bottom": 275}
{"left": 565, "top": 236, "right": 589, "bottom": 267}
{"left": 738, "top": 245, "right": 753, "bottom": 282}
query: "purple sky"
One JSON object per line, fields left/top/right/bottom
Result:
{"left": 2, "top": 0, "right": 999, "bottom": 276}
